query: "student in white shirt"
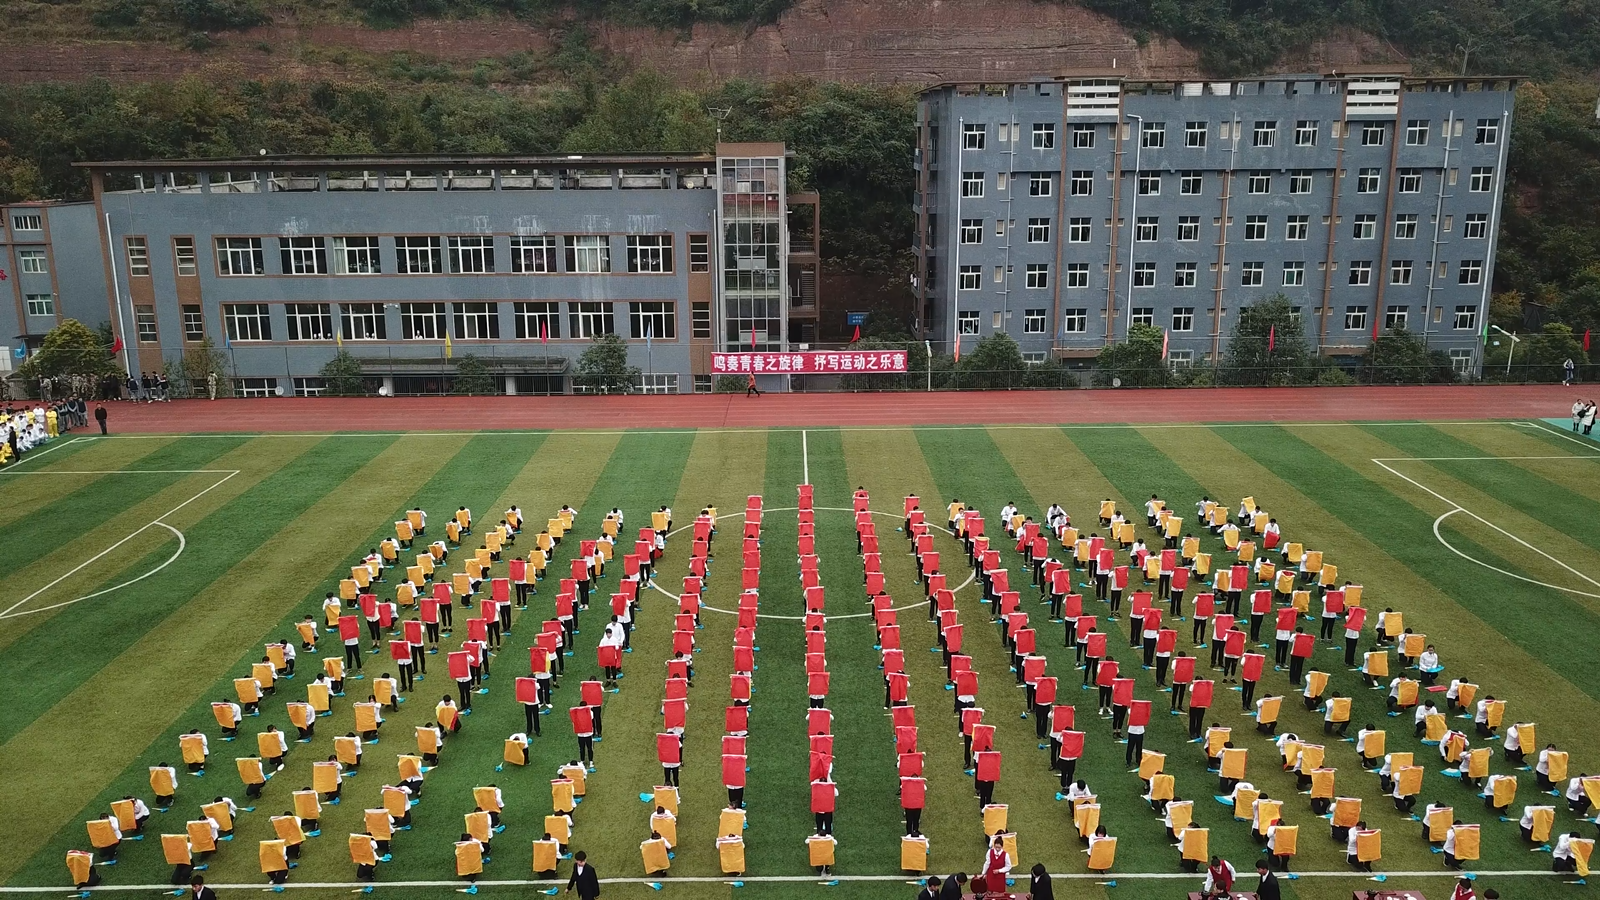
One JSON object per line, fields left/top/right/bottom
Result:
{"left": 1567, "top": 775, "right": 1592, "bottom": 816}
{"left": 1554, "top": 831, "right": 1581, "bottom": 872}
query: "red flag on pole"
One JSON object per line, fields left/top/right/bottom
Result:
{"left": 850, "top": 325, "right": 860, "bottom": 344}
{"left": 1161, "top": 330, "right": 1169, "bottom": 360}
{"left": 1372, "top": 310, "right": 1380, "bottom": 341}
{"left": 539, "top": 320, "right": 548, "bottom": 345}
{"left": 110, "top": 334, "right": 124, "bottom": 355}
{"left": 953, "top": 338, "right": 961, "bottom": 363}
{"left": 1585, "top": 329, "right": 1592, "bottom": 353}
{"left": 750, "top": 327, "right": 756, "bottom": 350}
{"left": 1267, "top": 324, "right": 1275, "bottom": 354}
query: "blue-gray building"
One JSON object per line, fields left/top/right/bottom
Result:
{"left": 1, "top": 142, "right": 822, "bottom": 395}
{"left": 914, "top": 71, "right": 1518, "bottom": 372}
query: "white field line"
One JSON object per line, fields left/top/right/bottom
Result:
{"left": 0, "top": 435, "right": 86, "bottom": 465}
{"left": 650, "top": 506, "right": 976, "bottom": 621}
{"left": 802, "top": 428, "right": 809, "bottom": 486}
{"left": 1526, "top": 418, "right": 1600, "bottom": 453}
{"left": 0, "top": 469, "right": 240, "bottom": 620}
{"left": 1372, "top": 455, "right": 1600, "bottom": 599}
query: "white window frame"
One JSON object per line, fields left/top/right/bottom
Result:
{"left": 1453, "top": 305, "right": 1479, "bottom": 330}
{"left": 962, "top": 172, "right": 985, "bottom": 198}
{"left": 1244, "top": 215, "right": 1268, "bottom": 241}
{"left": 963, "top": 124, "right": 986, "bottom": 150}
{"left": 957, "top": 310, "right": 980, "bottom": 335}
{"left": 1385, "top": 305, "right": 1408, "bottom": 329}
{"left": 24, "top": 293, "right": 54, "bottom": 316}
{"left": 1030, "top": 173, "right": 1053, "bottom": 196}
{"left": 1132, "top": 262, "right": 1155, "bottom": 288}
{"left": 1062, "top": 308, "right": 1088, "bottom": 333}
{"left": 280, "top": 236, "right": 327, "bottom": 275}
{"left": 396, "top": 236, "right": 443, "bottom": 275}
{"left": 1357, "top": 168, "right": 1380, "bottom": 194}
{"left": 565, "top": 235, "right": 612, "bottom": 274}
{"left": 400, "top": 302, "right": 446, "bottom": 340}
{"left": 332, "top": 236, "right": 381, "bottom": 275}
{"left": 629, "top": 301, "right": 676, "bottom": 340}
{"left": 1247, "top": 172, "right": 1270, "bottom": 194}
{"left": 1253, "top": 120, "right": 1277, "bottom": 147}
{"left": 1069, "top": 171, "right": 1092, "bottom": 196}
{"left": 340, "top": 303, "right": 387, "bottom": 341}
{"left": 1353, "top": 215, "right": 1377, "bottom": 240}
{"left": 1397, "top": 168, "right": 1422, "bottom": 194}
{"left": 627, "top": 235, "right": 674, "bottom": 274}
{"left": 285, "top": 302, "right": 333, "bottom": 341}
{"left": 217, "top": 237, "right": 264, "bottom": 277}
{"left": 1406, "top": 119, "right": 1429, "bottom": 146}
{"left": 174, "top": 237, "right": 198, "bottom": 277}
{"left": 453, "top": 301, "right": 500, "bottom": 340}
{"left": 1072, "top": 125, "right": 1095, "bottom": 149}
{"left": 1349, "top": 261, "right": 1373, "bottom": 286}
{"left": 1130, "top": 306, "right": 1155, "bottom": 327}
{"left": 1141, "top": 121, "right": 1166, "bottom": 149}
{"left": 449, "top": 236, "right": 495, "bottom": 274}
{"left": 1390, "top": 260, "right": 1413, "bottom": 285}
{"left": 238, "top": 378, "right": 278, "bottom": 398}
{"left": 1068, "top": 218, "right": 1091, "bottom": 243}
{"left": 1289, "top": 171, "right": 1312, "bottom": 194}
{"left": 1177, "top": 216, "right": 1200, "bottom": 242}
{"left": 1361, "top": 123, "right": 1386, "bottom": 146}
{"left": 18, "top": 249, "right": 47, "bottom": 275}
{"left": 1282, "top": 261, "right": 1305, "bottom": 287}
{"left": 1294, "top": 120, "right": 1318, "bottom": 147}
{"left": 1032, "top": 123, "right": 1056, "bottom": 150}
{"left": 1174, "top": 263, "right": 1197, "bottom": 288}
{"left": 959, "top": 265, "right": 981, "bottom": 290}
{"left": 1285, "top": 215, "right": 1309, "bottom": 241}
{"left": 1458, "top": 260, "right": 1483, "bottom": 285}
{"left": 1025, "top": 264, "right": 1049, "bottom": 289}
{"left": 1135, "top": 216, "right": 1159, "bottom": 242}
{"left": 1023, "top": 308, "right": 1047, "bottom": 334}
{"left": 1137, "top": 173, "right": 1160, "bottom": 196}
{"left": 960, "top": 219, "right": 983, "bottom": 245}
{"left": 1344, "top": 305, "right": 1368, "bottom": 331}
{"left": 223, "top": 303, "right": 272, "bottom": 342}
{"left": 569, "top": 301, "right": 615, "bottom": 338}
{"left": 11, "top": 213, "right": 42, "bottom": 231}
{"left": 1180, "top": 171, "right": 1202, "bottom": 195}
{"left": 1464, "top": 214, "right": 1488, "bottom": 239}
{"left": 1394, "top": 214, "right": 1419, "bottom": 239}
{"left": 1185, "top": 122, "right": 1207, "bottom": 148}
{"left": 1240, "top": 261, "right": 1264, "bottom": 287}
{"left": 1470, "top": 167, "right": 1494, "bottom": 193}
{"left": 1026, "top": 218, "right": 1050, "bottom": 243}
{"left": 511, "top": 236, "right": 558, "bottom": 274}
{"left": 1065, "top": 263, "right": 1089, "bottom": 289}
{"left": 1171, "top": 307, "right": 1195, "bottom": 331}
{"left": 513, "top": 302, "right": 561, "bottom": 340}
{"left": 1475, "top": 118, "right": 1499, "bottom": 145}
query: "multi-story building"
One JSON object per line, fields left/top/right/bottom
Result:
{"left": 0, "top": 143, "right": 821, "bottom": 395}
{"left": 914, "top": 71, "right": 1518, "bottom": 372}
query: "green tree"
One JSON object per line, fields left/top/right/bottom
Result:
{"left": 318, "top": 349, "right": 367, "bottom": 396}
{"left": 1093, "top": 324, "right": 1171, "bottom": 387}
{"left": 1220, "top": 294, "right": 1318, "bottom": 386}
{"left": 572, "top": 333, "right": 639, "bottom": 394}
{"left": 452, "top": 353, "right": 496, "bottom": 395}
{"left": 16, "top": 319, "right": 121, "bottom": 384}
{"left": 1360, "top": 327, "right": 1458, "bottom": 384}
{"left": 1524, "top": 323, "right": 1588, "bottom": 381}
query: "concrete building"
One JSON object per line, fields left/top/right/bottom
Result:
{"left": 914, "top": 71, "right": 1518, "bottom": 372}
{"left": 1, "top": 143, "right": 821, "bottom": 395}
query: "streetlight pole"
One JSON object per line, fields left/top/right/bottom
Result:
{"left": 1491, "top": 325, "right": 1520, "bottom": 377}
{"left": 1123, "top": 113, "right": 1143, "bottom": 340}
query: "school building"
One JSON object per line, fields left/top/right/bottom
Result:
{"left": 914, "top": 71, "right": 1518, "bottom": 372}
{"left": 0, "top": 143, "right": 822, "bottom": 395}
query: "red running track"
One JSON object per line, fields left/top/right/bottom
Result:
{"left": 80, "top": 384, "right": 1577, "bottom": 433}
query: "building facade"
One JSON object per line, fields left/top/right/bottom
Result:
{"left": 914, "top": 72, "right": 1517, "bottom": 371}
{"left": 0, "top": 143, "right": 820, "bottom": 396}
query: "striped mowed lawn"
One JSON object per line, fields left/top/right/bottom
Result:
{"left": 1, "top": 421, "right": 1597, "bottom": 900}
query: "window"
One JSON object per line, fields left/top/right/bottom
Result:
{"left": 1454, "top": 305, "right": 1479, "bottom": 330}
{"left": 1177, "top": 216, "right": 1200, "bottom": 241}
{"left": 1072, "top": 125, "right": 1095, "bottom": 149}
{"left": 1137, "top": 173, "right": 1160, "bottom": 196}
{"left": 1025, "top": 264, "right": 1049, "bottom": 289}
{"left": 963, "top": 123, "right": 986, "bottom": 150}
{"left": 569, "top": 301, "right": 615, "bottom": 338}
{"left": 332, "top": 237, "right": 381, "bottom": 275}
{"left": 1361, "top": 123, "right": 1386, "bottom": 146}
{"left": 182, "top": 304, "right": 204, "bottom": 341}
{"left": 690, "top": 302, "right": 711, "bottom": 339}
{"left": 1065, "top": 263, "right": 1089, "bottom": 288}
{"left": 1458, "top": 259, "right": 1483, "bottom": 285}
{"left": 688, "top": 234, "right": 710, "bottom": 273}
{"left": 959, "top": 265, "right": 982, "bottom": 290}
{"left": 1461, "top": 213, "right": 1487, "bottom": 239}
{"left": 1294, "top": 120, "right": 1318, "bottom": 146}
{"left": 1470, "top": 167, "right": 1494, "bottom": 192}
{"left": 565, "top": 235, "right": 611, "bottom": 273}
{"left": 285, "top": 303, "right": 333, "bottom": 341}
{"left": 1069, "top": 218, "right": 1092, "bottom": 243}
{"left": 1032, "top": 123, "right": 1056, "bottom": 150}
{"left": 223, "top": 303, "right": 271, "bottom": 341}
{"left": 1344, "top": 306, "right": 1368, "bottom": 330}
{"left": 174, "top": 237, "right": 197, "bottom": 277}
{"left": 340, "top": 303, "right": 387, "bottom": 341}
{"left": 509, "top": 302, "right": 561, "bottom": 341}
{"left": 238, "top": 378, "right": 278, "bottom": 398}
{"left": 1136, "top": 216, "right": 1159, "bottom": 242}
{"left": 1253, "top": 120, "right": 1277, "bottom": 147}
{"left": 1185, "top": 121, "right": 1207, "bottom": 148}
{"left": 1244, "top": 216, "right": 1268, "bottom": 241}
{"left": 510, "top": 236, "right": 558, "bottom": 274}
{"left": 957, "top": 310, "right": 980, "bottom": 335}
{"left": 1406, "top": 119, "right": 1430, "bottom": 146}
{"left": 216, "top": 237, "right": 264, "bottom": 276}
{"left": 1357, "top": 168, "right": 1380, "bottom": 193}
{"left": 1390, "top": 260, "right": 1413, "bottom": 285}
{"left": 627, "top": 301, "right": 676, "bottom": 340}
{"left": 1475, "top": 118, "right": 1499, "bottom": 145}
{"left": 1030, "top": 173, "right": 1053, "bottom": 196}
{"left": 277, "top": 236, "right": 325, "bottom": 275}
{"left": 25, "top": 293, "right": 54, "bottom": 316}
{"left": 400, "top": 302, "right": 446, "bottom": 340}
{"left": 449, "top": 236, "right": 495, "bottom": 274}
{"left": 1023, "top": 308, "right": 1047, "bottom": 334}
{"left": 692, "top": 374, "right": 713, "bottom": 394}
{"left": 1168, "top": 349, "right": 1194, "bottom": 368}
{"left": 1027, "top": 218, "right": 1050, "bottom": 243}
{"left": 1069, "top": 171, "right": 1092, "bottom": 196}
{"left": 1349, "top": 261, "right": 1373, "bottom": 286}
{"left": 1171, "top": 307, "right": 1194, "bottom": 331}
{"left": 1282, "top": 261, "right": 1305, "bottom": 287}
{"left": 960, "top": 219, "right": 983, "bottom": 245}
{"left": 1449, "top": 348, "right": 1474, "bottom": 372}
{"left": 1289, "top": 171, "right": 1312, "bottom": 194}
{"left": 1132, "top": 262, "right": 1155, "bottom": 287}
{"left": 453, "top": 302, "right": 500, "bottom": 340}
{"left": 1141, "top": 121, "right": 1166, "bottom": 149}
{"left": 1285, "top": 215, "right": 1309, "bottom": 241}
{"left": 11, "top": 213, "right": 41, "bottom": 231}
{"left": 1174, "top": 263, "right": 1197, "bottom": 288}
{"left": 1394, "top": 214, "right": 1419, "bottom": 239}
{"left": 1130, "top": 307, "right": 1155, "bottom": 327}
{"left": 1063, "top": 308, "right": 1088, "bottom": 332}
{"left": 1353, "top": 215, "right": 1376, "bottom": 240}
{"left": 1444, "top": 214, "right": 1454, "bottom": 232}
{"left": 1384, "top": 305, "right": 1408, "bottom": 329}
{"left": 633, "top": 373, "right": 679, "bottom": 395}
{"left": 18, "top": 249, "right": 47, "bottom": 275}
{"left": 1180, "top": 171, "right": 1202, "bottom": 195}
{"left": 1397, "top": 169, "right": 1422, "bottom": 193}
{"left": 627, "top": 235, "right": 674, "bottom": 274}
{"left": 1240, "top": 261, "right": 1264, "bottom": 287}
{"left": 1247, "top": 172, "right": 1270, "bottom": 195}
{"left": 134, "top": 305, "right": 157, "bottom": 343}
{"left": 292, "top": 378, "right": 326, "bottom": 398}
{"left": 395, "top": 236, "right": 442, "bottom": 274}
{"left": 962, "top": 172, "right": 985, "bottom": 198}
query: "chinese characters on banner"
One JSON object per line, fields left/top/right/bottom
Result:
{"left": 711, "top": 351, "right": 910, "bottom": 375}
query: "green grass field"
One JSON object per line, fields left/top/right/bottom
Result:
{"left": 2, "top": 420, "right": 1598, "bottom": 900}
